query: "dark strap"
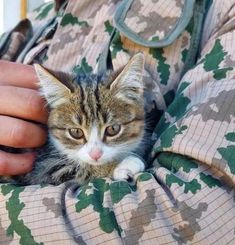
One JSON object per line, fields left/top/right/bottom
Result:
{"left": 181, "top": 0, "right": 210, "bottom": 77}
{"left": 97, "top": 28, "right": 116, "bottom": 74}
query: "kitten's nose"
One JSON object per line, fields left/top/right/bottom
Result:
{"left": 89, "top": 149, "right": 103, "bottom": 161}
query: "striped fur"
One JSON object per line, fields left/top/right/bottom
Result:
{"left": 24, "top": 53, "right": 148, "bottom": 185}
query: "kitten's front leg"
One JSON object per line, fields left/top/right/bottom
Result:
{"left": 113, "top": 156, "right": 145, "bottom": 181}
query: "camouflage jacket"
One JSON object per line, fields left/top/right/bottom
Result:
{"left": 0, "top": 0, "right": 235, "bottom": 244}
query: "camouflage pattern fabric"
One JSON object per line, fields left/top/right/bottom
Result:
{"left": 122, "top": 0, "right": 185, "bottom": 41}
{"left": 1, "top": 0, "right": 235, "bottom": 244}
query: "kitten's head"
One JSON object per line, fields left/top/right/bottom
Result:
{"left": 35, "top": 53, "right": 146, "bottom": 166}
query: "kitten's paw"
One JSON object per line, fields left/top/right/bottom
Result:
{"left": 113, "top": 168, "right": 133, "bottom": 181}
{"left": 113, "top": 156, "right": 145, "bottom": 181}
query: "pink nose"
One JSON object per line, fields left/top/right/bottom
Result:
{"left": 89, "top": 149, "right": 103, "bottom": 161}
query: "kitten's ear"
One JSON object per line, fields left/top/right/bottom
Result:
{"left": 34, "top": 64, "right": 71, "bottom": 106}
{"left": 110, "top": 53, "right": 145, "bottom": 101}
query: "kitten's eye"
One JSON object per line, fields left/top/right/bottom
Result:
{"left": 105, "top": 124, "right": 121, "bottom": 137}
{"left": 68, "top": 128, "right": 84, "bottom": 140}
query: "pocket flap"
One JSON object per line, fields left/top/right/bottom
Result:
{"left": 114, "top": 0, "right": 195, "bottom": 47}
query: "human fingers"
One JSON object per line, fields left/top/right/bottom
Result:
{"left": 0, "top": 116, "right": 47, "bottom": 148}
{"left": 0, "top": 151, "right": 35, "bottom": 175}
{"left": 0, "top": 86, "right": 48, "bottom": 124}
{"left": 0, "top": 61, "right": 38, "bottom": 89}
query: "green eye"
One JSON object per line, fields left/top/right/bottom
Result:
{"left": 68, "top": 128, "right": 84, "bottom": 140}
{"left": 105, "top": 124, "right": 121, "bottom": 137}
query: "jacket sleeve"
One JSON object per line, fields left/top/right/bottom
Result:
{"left": 0, "top": 1, "right": 56, "bottom": 62}
{"left": 1, "top": 1, "right": 235, "bottom": 244}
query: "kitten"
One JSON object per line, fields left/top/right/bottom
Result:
{"left": 5, "top": 53, "right": 148, "bottom": 185}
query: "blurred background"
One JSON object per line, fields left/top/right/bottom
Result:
{"left": 0, "top": 0, "right": 51, "bottom": 35}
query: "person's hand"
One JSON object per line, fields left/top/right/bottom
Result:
{"left": 0, "top": 61, "right": 48, "bottom": 176}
